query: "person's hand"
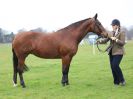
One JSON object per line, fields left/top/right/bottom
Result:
{"left": 96, "top": 39, "right": 101, "bottom": 44}
{"left": 110, "top": 37, "right": 117, "bottom": 41}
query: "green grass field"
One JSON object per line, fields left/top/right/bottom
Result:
{"left": 0, "top": 41, "right": 133, "bottom": 99}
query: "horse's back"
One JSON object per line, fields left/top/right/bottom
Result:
{"left": 14, "top": 31, "right": 42, "bottom": 41}
{"left": 12, "top": 31, "right": 43, "bottom": 54}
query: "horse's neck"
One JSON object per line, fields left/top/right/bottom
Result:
{"left": 58, "top": 19, "right": 91, "bottom": 44}
{"left": 73, "top": 21, "right": 91, "bottom": 44}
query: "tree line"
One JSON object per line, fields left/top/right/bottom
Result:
{"left": 0, "top": 27, "right": 46, "bottom": 43}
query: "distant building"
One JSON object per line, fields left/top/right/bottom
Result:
{"left": 80, "top": 40, "right": 85, "bottom": 45}
{"left": 88, "top": 35, "right": 98, "bottom": 45}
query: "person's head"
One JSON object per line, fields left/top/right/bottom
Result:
{"left": 111, "top": 19, "right": 120, "bottom": 31}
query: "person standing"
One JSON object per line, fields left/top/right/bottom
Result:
{"left": 98, "top": 19, "right": 126, "bottom": 86}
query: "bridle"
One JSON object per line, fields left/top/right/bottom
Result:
{"left": 93, "top": 20, "right": 109, "bottom": 53}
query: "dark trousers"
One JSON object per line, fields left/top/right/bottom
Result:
{"left": 109, "top": 54, "right": 125, "bottom": 84}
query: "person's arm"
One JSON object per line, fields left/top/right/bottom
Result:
{"left": 98, "top": 32, "right": 112, "bottom": 44}
{"left": 115, "top": 31, "right": 126, "bottom": 46}
{"left": 99, "top": 38, "right": 110, "bottom": 44}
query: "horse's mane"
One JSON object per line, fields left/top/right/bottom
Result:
{"left": 57, "top": 18, "right": 89, "bottom": 32}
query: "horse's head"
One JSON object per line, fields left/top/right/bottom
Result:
{"left": 89, "top": 14, "right": 108, "bottom": 38}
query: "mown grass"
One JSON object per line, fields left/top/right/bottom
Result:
{"left": 0, "top": 41, "right": 133, "bottom": 99}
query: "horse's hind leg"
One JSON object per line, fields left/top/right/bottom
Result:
{"left": 61, "top": 55, "right": 72, "bottom": 86}
{"left": 13, "top": 67, "right": 17, "bottom": 87}
{"left": 12, "top": 49, "right": 18, "bottom": 87}
{"left": 18, "top": 57, "right": 26, "bottom": 88}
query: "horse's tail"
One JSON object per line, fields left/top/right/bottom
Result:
{"left": 12, "top": 48, "right": 18, "bottom": 73}
{"left": 12, "top": 49, "right": 29, "bottom": 73}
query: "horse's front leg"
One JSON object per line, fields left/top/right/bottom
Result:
{"left": 61, "top": 55, "right": 72, "bottom": 86}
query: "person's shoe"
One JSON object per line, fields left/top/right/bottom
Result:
{"left": 120, "top": 81, "right": 126, "bottom": 86}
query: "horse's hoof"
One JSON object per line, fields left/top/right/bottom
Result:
{"left": 21, "top": 84, "right": 26, "bottom": 88}
{"left": 13, "top": 81, "right": 18, "bottom": 87}
{"left": 62, "top": 83, "right": 66, "bottom": 86}
{"left": 13, "top": 84, "right": 18, "bottom": 87}
{"left": 22, "top": 85, "right": 26, "bottom": 88}
{"left": 66, "top": 82, "right": 69, "bottom": 85}
{"left": 62, "top": 82, "right": 69, "bottom": 86}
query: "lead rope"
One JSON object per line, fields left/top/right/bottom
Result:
{"left": 96, "top": 37, "right": 107, "bottom": 53}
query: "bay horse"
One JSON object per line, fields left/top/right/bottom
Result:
{"left": 12, "top": 14, "right": 108, "bottom": 88}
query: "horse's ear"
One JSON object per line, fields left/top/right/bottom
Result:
{"left": 94, "top": 13, "right": 98, "bottom": 20}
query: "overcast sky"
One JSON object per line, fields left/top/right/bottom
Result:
{"left": 0, "top": 0, "right": 132, "bottom": 33}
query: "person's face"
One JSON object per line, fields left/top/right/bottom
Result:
{"left": 112, "top": 25, "right": 119, "bottom": 31}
